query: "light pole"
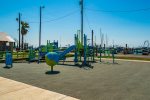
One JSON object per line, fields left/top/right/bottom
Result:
{"left": 38, "top": 6, "right": 44, "bottom": 63}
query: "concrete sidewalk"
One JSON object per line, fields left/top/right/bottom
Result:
{"left": 0, "top": 77, "right": 79, "bottom": 100}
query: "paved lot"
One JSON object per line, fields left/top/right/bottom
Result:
{"left": 0, "top": 60, "right": 150, "bottom": 100}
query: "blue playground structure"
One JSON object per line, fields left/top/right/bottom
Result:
{"left": 28, "top": 40, "right": 59, "bottom": 63}
{"left": 99, "top": 46, "right": 116, "bottom": 64}
{"left": 45, "top": 33, "right": 94, "bottom": 71}
{"left": 28, "top": 46, "right": 36, "bottom": 63}
{"left": 39, "top": 40, "right": 58, "bottom": 59}
{"left": 59, "top": 45, "right": 75, "bottom": 59}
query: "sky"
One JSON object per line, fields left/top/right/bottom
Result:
{"left": 0, "top": 0, "right": 150, "bottom": 48}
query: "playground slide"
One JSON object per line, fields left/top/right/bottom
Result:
{"left": 59, "top": 45, "right": 76, "bottom": 59}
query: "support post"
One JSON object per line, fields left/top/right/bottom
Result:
{"left": 104, "top": 44, "right": 106, "bottom": 56}
{"left": 91, "top": 30, "right": 95, "bottom": 62}
{"left": 112, "top": 45, "right": 115, "bottom": 64}
{"left": 51, "top": 66, "right": 53, "bottom": 72}
{"left": 100, "top": 45, "right": 102, "bottom": 62}
{"left": 74, "top": 34, "right": 78, "bottom": 64}
{"left": 38, "top": 6, "right": 44, "bottom": 63}
{"left": 83, "top": 34, "right": 87, "bottom": 65}
{"left": 80, "top": 0, "right": 84, "bottom": 45}
{"left": 18, "top": 13, "right": 21, "bottom": 50}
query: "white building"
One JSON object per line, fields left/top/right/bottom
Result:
{"left": 0, "top": 32, "right": 15, "bottom": 51}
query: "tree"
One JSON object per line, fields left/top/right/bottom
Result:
{"left": 21, "top": 21, "right": 29, "bottom": 50}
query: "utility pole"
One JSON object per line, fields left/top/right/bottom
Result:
{"left": 80, "top": 0, "right": 84, "bottom": 45}
{"left": 91, "top": 30, "right": 95, "bottom": 62}
{"left": 18, "top": 13, "right": 21, "bottom": 50}
{"left": 38, "top": 6, "right": 44, "bottom": 63}
{"left": 92, "top": 30, "right": 94, "bottom": 47}
{"left": 39, "top": 6, "right": 44, "bottom": 48}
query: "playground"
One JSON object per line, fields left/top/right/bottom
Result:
{"left": 0, "top": 59, "right": 150, "bottom": 100}
{"left": 0, "top": 30, "right": 150, "bottom": 100}
{"left": 0, "top": 1, "right": 150, "bottom": 99}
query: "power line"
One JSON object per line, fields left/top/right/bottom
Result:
{"left": 44, "top": 10, "right": 78, "bottom": 22}
{"left": 28, "top": 10, "right": 79, "bottom": 23}
{"left": 84, "top": 13, "right": 92, "bottom": 31}
{"left": 85, "top": 7, "right": 150, "bottom": 13}
{"left": 28, "top": 21, "right": 40, "bottom": 24}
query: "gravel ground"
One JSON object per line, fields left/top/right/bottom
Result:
{"left": 0, "top": 60, "right": 150, "bottom": 100}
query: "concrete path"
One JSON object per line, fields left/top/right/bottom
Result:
{"left": 0, "top": 77, "right": 79, "bottom": 100}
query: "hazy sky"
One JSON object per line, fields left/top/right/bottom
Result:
{"left": 0, "top": 0, "right": 150, "bottom": 47}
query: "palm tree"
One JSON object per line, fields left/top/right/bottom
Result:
{"left": 21, "top": 21, "right": 29, "bottom": 50}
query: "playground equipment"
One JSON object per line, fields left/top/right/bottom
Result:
{"left": 99, "top": 46, "right": 115, "bottom": 64}
{"left": 41, "top": 40, "right": 58, "bottom": 53}
{"left": 74, "top": 34, "right": 94, "bottom": 67}
{"left": 45, "top": 33, "right": 94, "bottom": 71}
{"left": 38, "top": 40, "right": 58, "bottom": 63}
{"left": 28, "top": 46, "right": 36, "bottom": 63}
{"left": 45, "top": 52, "right": 59, "bottom": 74}
{"left": 28, "top": 40, "right": 58, "bottom": 63}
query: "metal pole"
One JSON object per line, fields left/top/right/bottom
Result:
{"left": 80, "top": 0, "right": 83, "bottom": 45}
{"left": 100, "top": 45, "right": 102, "bottom": 62}
{"left": 38, "top": 6, "right": 44, "bottom": 63}
{"left": 39, "top": 7, "right": 42, "bottom": 49}
{"left": 39, "top": 6, "right": 45, "bottom": 48}
{"left": 84, "top": 34, "right": 87, "bottom": 65}
{"left": 74, "top": 34, "right": 78, "bottom": 64}
{"left": 19, "top": 13, "right": 21, "bottom": 50}
{"left": 92, "top": 30, "right": 93, "bottom": 47}
{"left": 92, "top": 30, "right": 94, "bottom": 62}
{"left": 112, "top": 45, "right": 115, "bottom": 64}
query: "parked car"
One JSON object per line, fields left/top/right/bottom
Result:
{"left": 142, "top": 48, "right": 149, "bottom": 55}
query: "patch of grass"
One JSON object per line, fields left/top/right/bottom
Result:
{"left": 116, "top": 56, "right": 150, "bottom": 61}
{"left": 97, "top": 56, "right": 150, "bottom": 61}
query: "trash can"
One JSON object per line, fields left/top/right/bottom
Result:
{"left": 5, "top": 53, "right": 13, "bottom": 67}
